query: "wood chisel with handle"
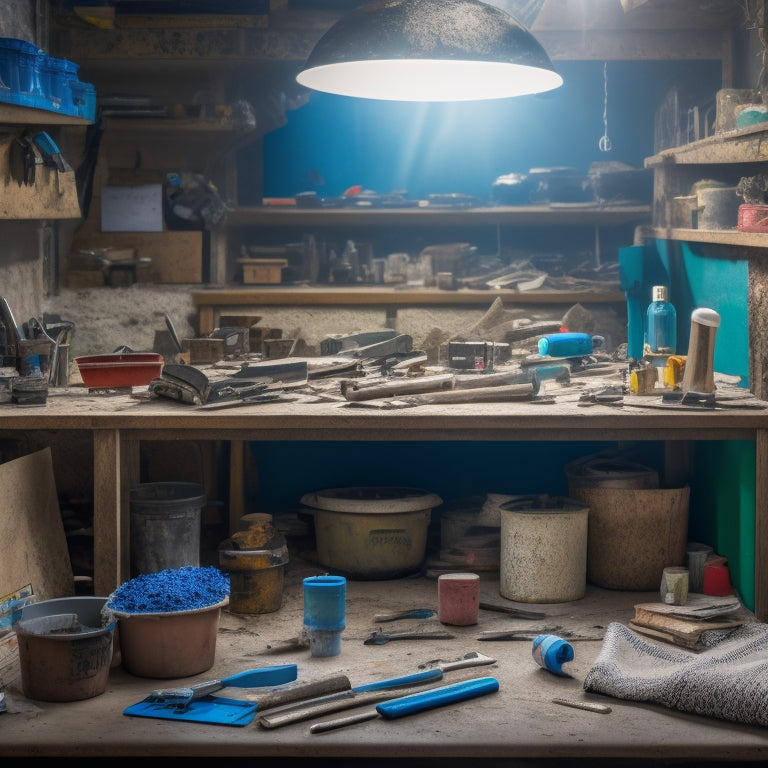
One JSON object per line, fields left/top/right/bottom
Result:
{"left": 309, "top": 677, "right": 500, "bottom": 733}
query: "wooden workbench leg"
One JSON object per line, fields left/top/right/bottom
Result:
{"left": 229, "top": 439, "right": 246, "bottom": 534}
{"left": 199, "top": 306, "right": 215, "bottom": 336}
{"left": 663, "top": 440, "right": 690, "bottom": 487}
{"left": 92, "top": 430, "right": 140, "bottom": 596}
{"left": 755, "top": 430, "right": 768, "bottom": 622}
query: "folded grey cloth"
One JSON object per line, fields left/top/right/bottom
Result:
{"left": 583, "top": 621, "right": 768, "bottom": 727}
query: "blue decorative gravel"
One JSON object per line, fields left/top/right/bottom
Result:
{"left": 106, "top": 566, "right": 230, "bottom": 614}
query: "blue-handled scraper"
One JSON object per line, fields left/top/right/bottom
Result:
{"left": 309, "top": 677, "right": 500, "bottom": 733}
{"left": 143, "top": 663, "right": 298, "bottom": 708}
{"left": 124, "top": 664, "right": 299, "bottom": 727}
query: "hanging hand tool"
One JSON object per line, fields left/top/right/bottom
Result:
{"left": 309, "top": 677, "right": 500, "bottom": 733}
{"left": 364, "top": 629, "right": 456, "bottom": 645}
{"left": 32, "top": 131, "right": 73, "bottom": 173}
{"left": 258, "top": 652, "right": 496, "bottom": 729}
{"left": 144, "top": 664, "right": 298, "bottom": 709}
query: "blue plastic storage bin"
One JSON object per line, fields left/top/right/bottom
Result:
{"left": 0, "top": 38, "right": 40, "bottom": 93}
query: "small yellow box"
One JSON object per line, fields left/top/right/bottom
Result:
{"left": 238, "top": 258, "right": 287, "bottom": 284}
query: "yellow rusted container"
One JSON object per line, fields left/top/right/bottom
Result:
{"left": 218, "top": 544, "right": 289, "bottom": 615}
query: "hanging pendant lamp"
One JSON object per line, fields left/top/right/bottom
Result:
{"left": 296, "top": 0, "right": 563, "bottom": 102}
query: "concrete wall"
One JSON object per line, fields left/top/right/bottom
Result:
{"left": 0, "top": 0, "right": 46, "bottom": 325}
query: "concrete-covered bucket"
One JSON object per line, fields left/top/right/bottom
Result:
{"left": 499, "top": 494, "right": 589, "bottom": 603}
{"left": 17, "top": 596, "right": 115, "bottom": 702}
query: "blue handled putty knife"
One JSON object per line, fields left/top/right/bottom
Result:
{"left": 309, "top": 677, "right": 500, "bottom": 733}
{"left": 145, "top": 663, "right": 298, "bottom": 708}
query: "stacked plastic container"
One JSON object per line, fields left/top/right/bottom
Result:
{"left": 0, "top": 38, "right": 96, "bottom": 122}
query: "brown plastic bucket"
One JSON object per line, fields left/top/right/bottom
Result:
{"left": 113, "top": 597, "right": 227, "bottom": 678}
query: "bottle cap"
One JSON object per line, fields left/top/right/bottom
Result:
{"left": 652, "top": 286, "right": 668, "bottom": 302}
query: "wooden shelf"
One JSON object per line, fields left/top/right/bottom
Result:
{"left": 104, "top": 116, "right": 240, "bottom": 133}
{"left": 226, "top": 204, "right": 651, "bottom": 229}
{"left": 193, "top": 286, "right": 626, "bottom": 307}
{"left": 0, "top": 103, "right": 91, "bottom": 127}
{"left": 193, "top": 285, "right": 626, "bottom": 334}
{"left": 648, "top": 227, "right": 768, "bottom": 248}
{"left": 645, "top": 125, "right": 768, "bottom": 168}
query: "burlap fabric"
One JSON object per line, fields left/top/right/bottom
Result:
{"left": 583, "top": 621, "right": 768, "bottom": 727}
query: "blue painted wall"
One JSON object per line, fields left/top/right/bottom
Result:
{"left": 259, "top": 60, "right": 721, "bottom": 202}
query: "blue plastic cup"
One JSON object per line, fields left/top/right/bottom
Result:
{"left": 303, "top": 575, "right": 346, "bottom": 656}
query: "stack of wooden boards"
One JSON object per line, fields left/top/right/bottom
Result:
{"left": 630, "top": 594, "right": 747, "bottom": 650}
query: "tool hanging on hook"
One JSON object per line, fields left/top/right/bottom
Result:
{"left": 599, "top": 61, "right": 612, "bottom": 152}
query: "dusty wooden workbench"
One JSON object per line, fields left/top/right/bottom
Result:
{"left": 1, "top": 383, "right": 768, "bottom": 620}
{"left": 3, "top": 558, "right": 768, "bottom": 762}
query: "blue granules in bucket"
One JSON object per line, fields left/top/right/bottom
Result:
{"left": 107, "top": 566, "right": 229, "bottom": 614}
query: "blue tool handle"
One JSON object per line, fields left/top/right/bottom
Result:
{"left": 354, "top": 667, "right": 443, "bottom": 692}
{"left": 220, "top": 664, "right": 298, "bottom": 688}
{"left": 188, "top": 664, "right": 298, "bottom": 699}
{"left": 375, "top": 677, "right": 499, "bottom": 719}
{"left": 537, "top": 332, "right": 594, "bottom": 358}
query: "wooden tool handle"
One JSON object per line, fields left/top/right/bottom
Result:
{"left": 244, "top": 675, "right": 352, "bottom": 710}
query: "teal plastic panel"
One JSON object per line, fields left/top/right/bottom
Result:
{"left": 688, "top": 441, "right": 755, "bottom": 611}
{"left": 653, "top": 239, "right": 749, "bottom": 384}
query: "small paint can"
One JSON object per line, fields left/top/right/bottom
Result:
{"left": 438, "top": 572, "right": 480, "bottom": 626}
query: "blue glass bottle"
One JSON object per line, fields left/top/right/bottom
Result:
{"left": 645, "top": 285, "right": 677, "bottom": 354}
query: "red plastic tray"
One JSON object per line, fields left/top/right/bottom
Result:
{"left": 74, "top": 353, "right": 163, "bottom": 388}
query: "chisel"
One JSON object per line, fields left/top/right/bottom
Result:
{"left": 309, "top": 677, "right": 500, "bottom": 733}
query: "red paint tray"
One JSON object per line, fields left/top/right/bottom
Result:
{"left": 74, "top": 352, "right": 163, "bottom": 388}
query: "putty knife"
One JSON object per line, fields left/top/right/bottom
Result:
{"left": 145, "top": 663, "right": 298, "bottom": 708}
{"left": 309, "top": 677, "right": 500, "bottom": 733}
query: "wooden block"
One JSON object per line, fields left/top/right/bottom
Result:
{"left": 220, "top": 315, "right": 263, "bottom": 329}
{"left": 238, "top": 258, "right": 287, "bottom": 284}
{"left": 66, "top": 269, "right": 106, "bottom": 289}
{"left": 182, "top": 338, "right": 225, "bottom": 364}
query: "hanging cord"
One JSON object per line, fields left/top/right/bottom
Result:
{"left": 745, "top": 0, "right": 768, "bottom": 96}
{"left": 759, "top": 1, "right": 768, "bottom": 99}
{"left": 599, "top": 61, "right": 612, "bottom": 152}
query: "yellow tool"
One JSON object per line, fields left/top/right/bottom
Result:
{"left": 664, "top": 355, "right": 686, "bottom": 388}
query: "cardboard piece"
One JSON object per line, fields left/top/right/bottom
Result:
{"left": 0, "top": 448, "right": 74, "bottom": 601}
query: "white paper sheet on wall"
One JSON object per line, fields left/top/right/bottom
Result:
{"left": 101, "top": 184, "right": 164, "bottom": 232}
